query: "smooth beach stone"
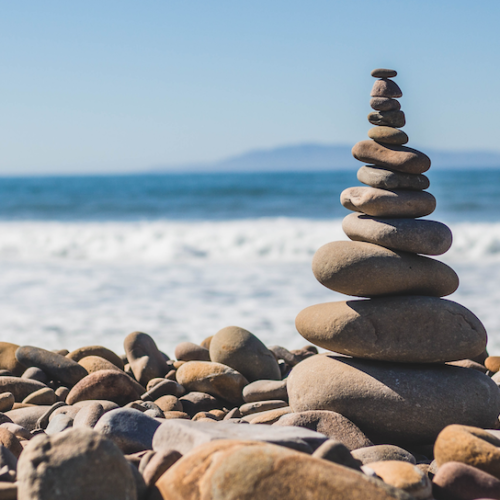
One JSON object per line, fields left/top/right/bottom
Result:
{"left": 78, "top": 355, "right": 122, "bottom": 374}
{"left": 15, "top": 346, "right": 88, "bottom": 387}
{"left": 242, "top": 379, "right": 288, "bottom": 403}
{"left": 55, "top": 386, "right": 69, "bottom": 402}
{"left": 268, "top": 345, "right": 301, "bottom": 366}
{"left": 370, "top": 97, "right": 401, "bottom": 111}
{"left": 156, "top": 439, "right": 415, "bottom": 500}
{"left": 485, "top": 356, "right": 500, "bottom": 372}
{"left": 21, "top": 367, "right": 48, "bottom": 384}
{"left": 174, "top": 342, "right": 210, "bottom": 362}
{"left": 141, "top": 449, "right": 182, "bottom": 487}
{"left": 371, "top": 78, "right": 403, "bottom": 98}
{"left": 72, "top": 402, "right": 104, "bottom": 428}
{"left": 49, "top": 405, "right": 81, "bottom": 422}
{"left": 372, "top": 68, "right": 397, "bottom": 78}
{"left": 434, "top": 425, "right": 500, "bottom": 479}
{"left": 209, "top": 326, "right": 281, "bottom": 382}
{"left": 179, "top": 392, "right": 223, "bottom": 417}
{"left": 245, "top": 407, "right": 292, "bottom": 424}
{"left": 123, "top": 331, "right": 168, "bottom": 387}
{"left": 368, "top": 110, "right": 406, "bottom": 128}
{"left": 446, "top": 359, "right": 487, "bottom": 373}
{"left": 45, "top": 413, "right": 74, "bottom": 435}
{"left": 275, "top": 410, "right": 372, "bottom": 450}
{"left": 141, "top": 379, "right": 185, "bottom": 401}
{"left": 0, "top": 421, "right": 31, "bottom": 441}
{"left": 0, "top": 377, "right": 46, "bottom": 402}
{"left": 0, "top": 394, "right": 14, "bottom": 413}
{"left": 341, "top": 186, "right": 436, "bottom": 218}
{"left": 312, "top": 439, "right": 362, "bottom": 470}
{"left": 72, "top": 399, "right": 119, "bottom": 412}
{"left": 17, "top": 427, "right": 137, "bottom": 500}
{"left": 287, "top": 355, "right": 500, "bottom": 444}
{"left": 153, "top": 419, "right": 327, "bottom": 455}
{"left": 66, "top": 369, "right": 144, "bottom": 406}
{"left": 0, "top": 343, "right": 25, "bottom": 377}
{"left": 368, "top": 126, "right": 408, "bottom": 145}
{"left": 5, "top": 406, "right": 50, "bottom": 431}
{"left": 0, "top": 444, "right": 17, "bottom": 473}
{"left": 22, "top": 387, "right": 56, "bottom": 406}
{"left": 432, "top": 461, "right": 500, "bottom": 500}
{"left": 154, "top": 395, "right": 182, "bottom": 413}
{"left": 240, "top": 400, "right": 288, "bottom": 416}
{"left": 296, "top": 297, "right": 486, "bottom": 363}
{"left": 94, "top": 408, "right": 161, "bottom": 454}
{"left": 352, "top": 445, "right": 416, "bottom": 465}
{"left": 312, "top": 241, "right": 458, "bottom": 298}
{"left": 66, "top": 345, "right": 124, "bottom": 369}
{"left": 0, "top": 428, "right": 23, "bottom": 458}
{"left": 342, "top": 213, "right": 452, "bottom": 255}
{"left": 176, "top": 361, "right": 248, "bottom": 405}
{"left": 369, "top": 461, "right": 432, "bottom": 499}
{"left": 358, "top": 165, "right": 430, "bottom": 190}
{"left": 352, "top": 140, "right": 431, "bottom": 174}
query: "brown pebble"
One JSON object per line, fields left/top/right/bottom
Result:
{"left": 0, "top": 394, "right": 14, "bottom": 413}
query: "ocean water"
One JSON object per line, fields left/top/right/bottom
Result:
{"left": 1, "top": 170, "right": 500, "bottom": 356}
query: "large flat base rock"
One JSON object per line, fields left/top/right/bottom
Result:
{"left": 152, "top": 419, "right": 328, "bottom": 455}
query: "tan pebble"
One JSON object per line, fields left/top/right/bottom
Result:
{"left": 0, "top": 393, "right": 14, "bottom": 413}
{"left": 78, "top": 356, "right": 122, "bottom": 374}
{"left": 208, "top": 409, "right": 226, "bottom": 420}
{"left": 240, "top": 400, "right": 288, "bottom": 417}
{"left": 66, "top": 345, "right": 124, "bottom": 370}
{"left": 173, "top": 361, "right": 185, "bottom": 369}
{"left": 161, "top": 411, "right": 190, "bottom": 420}
{"left": 0, "top": 427, "right": 23, "bottom": 458}
{"left": 141, "top": 449, "right": 182, "bottom": 487}
{"left": 245, "top": 407, "right": 292, "bottom": 424}
{"left": 200, "top": 335, "right": 213, "bottom": 350}
{"left": 22, "top": 387, "right": 56, "bottom": 406}
{"left": 192, "top": 412, "right": 218, "bottom": 421}
{"left": 154, "top": 395, "right": 182, "bottom": 413}
{"left": 174, "top": 342, "right": 210, "bottom": 362}
{"left": 146, "top": 378, "right": 166, "bottom": 391}
{"left": 0, "top": 342, "right": 26, "bottom": 376}
{"left": 55, "top": 386, "right": 69, "bottom": 402}
{"left": 165, "top": 369, "right": 177, "bottom": 381}
{"left": 485, "top": 356, "right": 500, "bottom": 372}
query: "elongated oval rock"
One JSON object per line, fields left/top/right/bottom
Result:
{"left": 342, "top": 214, "right": 452, "bottom": 255}
{"left": 312, "top": 241, "right": 458, "bottom": 298}
{"left": 0, "top": 377, "right": 47, "bottom": 402}
{"left": 368, "top": 110, "right": 406, "bottom": 128}
{"left": 352, "top": 140, "right": 431, "bottom": 174}
{"left": 357, "top": 165, "right": 429, "bottom": 190}
{"left": 16, "top": 346, "right": 88, "bottom": 387}
{"left": 287, "top": 354, "right": 500, "bottom": 444}
{"left": 341, "top": 187, "right": 436, "bottom": 218}
{"left": 370, "top": 97, "right": 401, "bottom": 111}
{"left": 66, "top": 345, "right": 124, "bottom": 370}
{"left": 368, "top": 126, "right": 408, "bottom": 145}
{"left": 295, "top": 296, "right": 486, "bottom": 363}
{"left": 371, "top": 68, "right": 397, "bottom": 78}
{"left": 371, "top": 79, "right": 402, "bottom": 98}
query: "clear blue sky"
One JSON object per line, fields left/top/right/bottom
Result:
{"left": 1, "top": 1, "right": 499, "bottom": 174}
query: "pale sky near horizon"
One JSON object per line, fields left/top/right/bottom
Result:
{"left": 1, "top": 1, "right": 499, "bottom": 175}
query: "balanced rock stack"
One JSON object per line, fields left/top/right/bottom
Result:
{"left": 288, "top": 68, "right": 500, "bottom": 445}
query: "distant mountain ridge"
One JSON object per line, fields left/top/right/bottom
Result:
{"left": 153, "top": 143, "right": 500, "bottom": 173}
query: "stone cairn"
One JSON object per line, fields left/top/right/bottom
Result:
{"left": 288, "top": 68, "right": 500, "bottom": 446}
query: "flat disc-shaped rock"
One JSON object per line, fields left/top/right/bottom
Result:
{"left": 368, "top": 110, "right": 406, "bottom": 128}
{"left": 368, "top": 126, "right": 408, "bottom": 145}
{"left": 0, "top": 342, "right": 26, "bottom": 376}
{"left": 312, "top": 241, "right": 458, "bottom": 297}
{"left": 371, "top": 68, "right": 397, "bottom": 78}
{"left": 295, "top": 296, "right": 486, "bottom": 363}
{"left": 16, "top": 346, "right": 88, "bottom": 387}
{"left": 352, "top": 140, "right": 431, "bottom": 174}
{"left": 342, "top": 213, "right": 452, "bottom": 255}
{"left": 370, "top": 97, "right": 401, "bottom": 111}
{"left": 209, "top": 326, "right": 281, "bottom": 382}
{"left": 371, "top": 78, "right": 403, "bottom": 98}
{"left": 357, "top": 165, "right": 429, "bottom": 190}
{"left": 287, "top": 354, "right": 500, "bottom": 444}
{"left": 341, "top": 187, "right": 436, "bottom": 218}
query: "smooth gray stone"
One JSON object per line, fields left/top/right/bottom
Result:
{"left": 371, "top": 79, "right": 402, "bottom": 98}
{"left": 312, "top": 439, "right": 362, "bottom": 470}
{"left": 342, "top": 213, "right": 453, "bottom": 255}
{"left": 357, "top": 165, "right": 430, "bottom": 191}
{"left": 287, "top": 354, "right": 500, "bottom": 444}
{"left": 371, "top": 68, "right": 397, "bottom": 78}
{"left": 152, "top": 420, "right": 328, "bottom": 455}
{"left": 370, "top": 97, "right": 401, "bottom": 111}
{"left": 242, "top": 379, "right": 288, "bottom": 403}
{"left": 73, "top": 402, "right": 104, "bottom": 428}
{"left": 94, "top": 408, "right": 161, "bottom": 454}
{"left": 295, "top": 296, "right": 486, "bottom": 363}
{"left": 6, "top": 406, "right": 51, "bottom": 431}
{"left": 15, "top": 346, "right": 88, "bottom": 387}
{"left": 352, "top": 445, "right": 416, "bottom": 465}
{"left": 0, "top": 445, "right": 17, "bottom": 472}
{"left": 45, "top": 413, "right": 74, "bottom": 435}
{"left": 21, "top": 367, "right": 49, "bottom": 384}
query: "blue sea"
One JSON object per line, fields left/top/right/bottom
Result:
{"left": 1, "top": 170, "right": 500, "bottom": 356}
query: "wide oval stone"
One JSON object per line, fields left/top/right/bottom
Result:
{"left": 66, "top": 345, "right": 124, "bottom": 370}
{"left": 287, "top": 354, "right": 500, "bottom": 444}
{"left": 371, "top": 79, "right": 403, "bottom": 98}
{"left": 371, "top": 68, "right": 397, "bottom": 78}
{"left": 295, "top": 296, "right": 486, "bottom": 363}
{"left": 156, "top": 440, "right": 414, "bottom": 500}
{"left": 357, "top": 165, "right": 430, "bottom": 190}
{"left": 370, "top": 97, "right": 401, "bottom": 111}
{"left": 368, "top": 110, "right": 406, "bottom": 128}
{"left": 17, "top": 428, "right": 137, "bottom": 500}
{"left": 341, "top": 187, "right": 436, "bottom": 218}
{"left": 16, "top": 346, "right": 88, "bottom": 387}
{"left": 66, "top": 370, "right": 144, "bottom": 406}
{"left": 0, "top": 343, "right": 26, "bottom": 376}
{"left": 78, "top": 356, "right": 123, "bottom": 374}
{"left": 312, "top": 241, "right": 458, "bottom": 298}
{"left": 0, "top": 377, "right": 47, "bottom": 402}
{"left": 352, "top": 140, "right": 431, "bottom": 174}
{"left": 209, "top": 326, "right": 281, "bottom": 382}
{"left": 242, "top": 379, "right": 288, "bottom": 403}
{"left": 368, "top": 126, "right": 408, "bottom": 145}
{"left": 176, "top": 361, "right": 248, "bottom": 405}
{"left": 342, "top": 214, "right": 452, "bottom": 255}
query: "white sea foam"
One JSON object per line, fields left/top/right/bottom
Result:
{"left": 1, "top": 218, "right": 500, "bottom": 354}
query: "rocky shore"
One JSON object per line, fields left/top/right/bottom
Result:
{"left": 0, "top": 68, "right": 498, "bottom": 499}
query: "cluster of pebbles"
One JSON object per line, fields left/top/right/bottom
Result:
{"left": 0, "top": 69, "right": 499, "bottom": 500}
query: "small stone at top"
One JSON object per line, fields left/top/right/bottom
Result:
{"left": 371, "top": 68, "right": 397, "bottom": 78}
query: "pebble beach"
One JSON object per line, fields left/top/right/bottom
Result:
{"left": 0, "top": 68, "right": 500, "bottom": 499}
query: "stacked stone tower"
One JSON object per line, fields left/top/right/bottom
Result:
{"left": 287, "top": 68, "right": 500, "bottom": 445}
